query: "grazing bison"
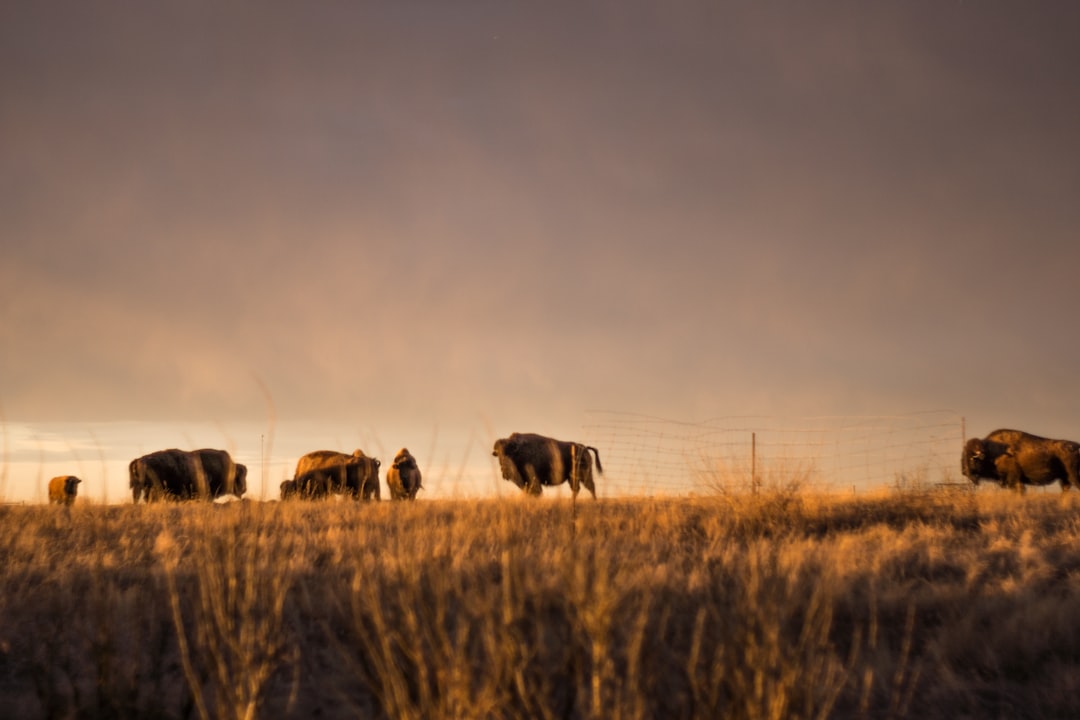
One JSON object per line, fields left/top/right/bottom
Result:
{"left": 386, "top": 448, "right": 423, "bottom": 500}
{"left": 492, "top": 432, "right": 602, "bottom": 500}
{"left": 130, "top": 449, "right": 189, "bottom": 502}
{"left": 293, "top": 466, "right": 337, "bottom": 499}
{"left": 48, "top": 475, "right": 81, "bottom": 505}
{"left": 292, "top": 449, "right": 381, "bottom": 500}
{"left": 962, "top": 428, "right": 1080, "bottom": 492}
{"left": 129, "top": 448, "right": 247, "bottom": 503}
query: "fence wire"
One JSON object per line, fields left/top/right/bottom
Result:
{"left": 582, "top": 410, "right": 965, "bottom": 496}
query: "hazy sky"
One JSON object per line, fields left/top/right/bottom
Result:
{"left": 3, "top": 2, "right": 1080, "bottom": 500}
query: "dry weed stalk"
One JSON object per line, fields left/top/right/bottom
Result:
{"left": 5, "top": 491, "right": 1080, "bottom": 718}
{"left": 157, "top": 506, "right": 296, "bottom": 720}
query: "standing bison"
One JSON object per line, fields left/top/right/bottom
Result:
{"left": 962, "top": 428, "right": 1080, "bottom": 492}
{"left": 386, "top": 448, "right": 423, "bottom": 500}
{"left": 129, "top": 448, "right": 247, "bottom": 503}
{"left": 291, "top": 449, "right": 381, "bottom": 500}
{"left": 492, "top": 432, "right": 602, "bottom": 500}
{"left": 48, "top": 475, "right": 82, "bottom": 505}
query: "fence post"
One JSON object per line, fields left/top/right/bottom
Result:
{"left": 261, "top": 434, "right": 266, "bottom": 501}
{"left": 751, "top": 432, "right": 758, "bottom": 494}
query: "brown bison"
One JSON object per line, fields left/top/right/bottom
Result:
{"left": 129, "top": 448, "right": 247, "bottom": 503}
{"left": 962, "top": 428, "right": 1080, "bottom": 492}
{"left": 48, "top": 475, "right": 81, "bottom": 505}
{"left": 292, "top": 449, "right": 381, "bottom": 500}
{"left": 386, "top": 448, "right": 423, "bottom": 500}
{"left": 492, "top": 432, "right": 602, "bottom": 500}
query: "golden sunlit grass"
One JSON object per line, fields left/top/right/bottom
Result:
{"left": 3, "top": 489, "right": 1080, "bottom": 718}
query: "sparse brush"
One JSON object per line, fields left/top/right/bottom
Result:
{"left": 2, "top": 490, "right": 1080, "bottom": 718}
{"left": 157, "top": 505, "right": 298, "bottom": 720}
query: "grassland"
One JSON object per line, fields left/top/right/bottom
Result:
{"left": 2, "top": 488, "right": 1080, "bottom": 719}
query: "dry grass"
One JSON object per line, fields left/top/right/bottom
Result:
{"left": 3, "top": 489, "right": 1080, "bottom": 719}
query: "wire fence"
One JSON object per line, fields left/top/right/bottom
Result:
{"left": 582, "top": 410, "right": 966, "bottom": 496}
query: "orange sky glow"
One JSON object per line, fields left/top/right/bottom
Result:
{"left": 3, "top": 2, "right": 1080, "bottom": 502}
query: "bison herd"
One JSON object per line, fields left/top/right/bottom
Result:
{"left": 41, "top": 426, "right": 1080, "bottom": 505}
{"left": 101, "top": 432, "right": 601, "bottom": 504}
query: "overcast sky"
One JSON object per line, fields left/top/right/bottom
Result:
{"left": 3, "top": 2, "right": 1080, "bottom": 501}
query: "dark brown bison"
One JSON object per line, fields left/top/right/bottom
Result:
{"left": 962, "top": 428, "right": 1080, "bottom": 492}
{"left": 386, "top": 448, "right": 422, "bottom": 500}
{"left": 492, "top": 432, "right": 602, "bottom": 500}
{"left": 292, "top": 449, "right": 381, "bottom": 500}
{"left": 293, "top": 466, "right": 336, "bottom": 499}
{"left": 129, "top": 448, "right": 247, "bottom": 503}
{"left": 48, "top": 475, "right": 81, "bottom": 505}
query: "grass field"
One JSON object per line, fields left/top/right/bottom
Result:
{"left": 2, "top": 487, "right": 1080, "bottom": 719}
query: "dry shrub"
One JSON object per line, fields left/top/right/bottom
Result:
{"left": 157, "top": 504, "right": 298, "bottom": 720}
{"left": 3, "top": 490, "right": 1080, "bottom": 718}
{"left": 0, "top": 506, "right": 184, "bottom": 718}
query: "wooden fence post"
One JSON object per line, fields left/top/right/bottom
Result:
{"left": 751, "top": 432, "right": 758, "bottom": 494}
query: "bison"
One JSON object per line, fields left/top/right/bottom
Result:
{"left": 386, "top": 448, "right": 423, "bottom": 500}
{"left": 279, "top": 479, "right": 298, "bottom": 500}
{"left": 292, "top": 449, "right": 381, "bottom": 500}
{"left": 129, "top": 448, "right": 247, "bottom": 503}
{"left": 492, "top": 432, "right": 602, "bottom": 500}
{"left": 293, "top": 466, "right": 337, "bottom": 499}
{"left": 961, "top": 428, "right": 1080, "bottom": 492}
{"left": 48, "top": 475, "right": 81, "bottom": 505}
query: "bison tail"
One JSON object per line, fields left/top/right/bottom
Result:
{"left": 587, "top": 446, "right": 603, "bottom": 474}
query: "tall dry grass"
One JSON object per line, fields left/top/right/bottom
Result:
{"left": 2, "top": 489, "right": 1080, "bottom": 718}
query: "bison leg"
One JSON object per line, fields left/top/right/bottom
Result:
{"left": 1063, "top": 449, "right": 1080, "bottom": 492}
{"left": 579, "top": 446, "right": 597, "bottom": 500}
{"left": 497, "top": 454, "right": 525, "bottom": 490}
{"left": 569, "top": 444, "right": 597, "bottom": 500}
{"left": 523, "top": 464, "right": 544, "bottom": 496}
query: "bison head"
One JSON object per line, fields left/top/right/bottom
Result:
{"left": 234, "top": 464, "right": 248, "bottom": 497}
{"left": 492, "top": 437, "right": 530, "bottom": 491}
{"left": 392, "top": 448, "right": 417, "bottom": 471}
{"left": 962, "top": 438, "right": 992, "bottom": 484}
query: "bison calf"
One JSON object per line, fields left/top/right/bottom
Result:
{"left": 48, "top": 475, "right": 82, "bottom": 505}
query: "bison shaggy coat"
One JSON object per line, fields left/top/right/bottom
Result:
{"left": 962, "top": 428, "right": 1080, "bottom": 492}
{"left": 292, "top": 449, "right": 381, "bottom": 500}
{"left": 386, "top": 448, "right": 423, "bottom": 501}
{"left": 492, "top": 432, "right": 602, "bottom": 500}
{"left": 129, "top": 449, "right": 247, "bottom": 502}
